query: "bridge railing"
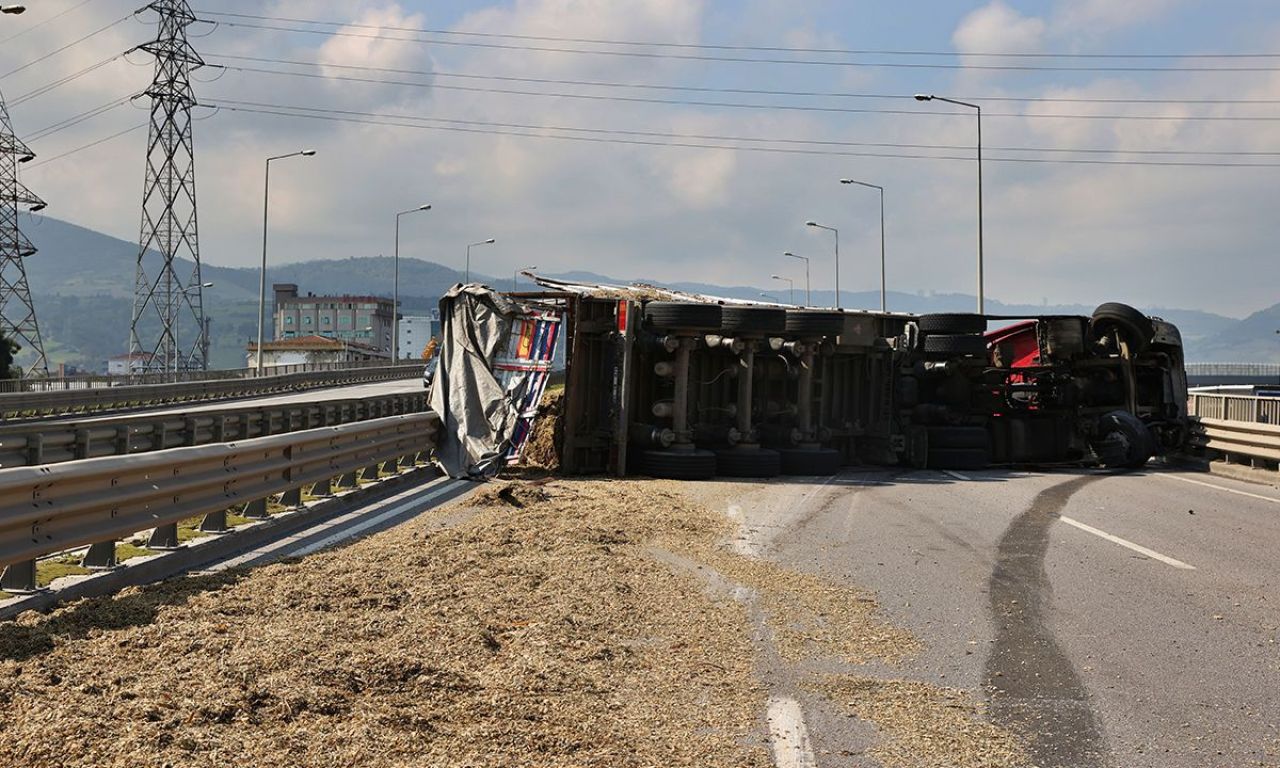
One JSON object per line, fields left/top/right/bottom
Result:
{"left": 0, "top": 412, "right": 439, "bottom": 593}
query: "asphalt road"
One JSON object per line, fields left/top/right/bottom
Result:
{"left": 709, "top": 466, "right": 1280, "bottom": 767}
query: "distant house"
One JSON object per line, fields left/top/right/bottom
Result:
{"left": 398, "top": 313, "right": 441, "bottom": 360}
{"left": 246, "top": 335, "right": 386, "bottom": 370}
{"left": 106, "top": 352, "right": 154, "bottom": 376}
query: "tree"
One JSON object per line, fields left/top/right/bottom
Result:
{"left": 0, "top": 329, "right": 20, "bottom": 380}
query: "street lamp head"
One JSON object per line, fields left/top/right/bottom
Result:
{"left": 29, "top": 202, "right": 46, "bottom": 213}
{"left": 418, "top": 204, "right": 432, "bottom": 211}
{"left": 840, "top": 178, "right": 853, "bottom": 184}
{"left": 914, "top": 94, "right": 933, "bottom": 101}
{"left": 771, "top": 274, "right": 782, "bottom": 279}
{"left": 300, "top": 149, "right": 317, "bottom": 157}
{"left": 1, "top": 5, "right": 27, "bottom": 14}
{"left": 484, "top": 238, "right": 496, "bottom": 244}
{"left": 805, "top": 221, "right": 818, "bottom": 227}
{"left": 784, "top": 251, "right": 795, "bottom": 257}
{"left": 18, "top": 153, "right": 34, "bottom": 164}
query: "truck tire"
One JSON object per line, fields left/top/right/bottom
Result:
{"left": 922, "top": 334, "right": 988, "bottom": 358}
{"left": 721, "top": 306, "right": 787, "bottom": 335}
{"left": 784, "top": 310, "right": 845, "bottom": 338}
{"left": 927, "top": 447, "right": 991, "bottom": 471}
{"left": 1094, "top": 410, "right": 1155, "bottom": 469}
{"left": 645, "top": 302, "right": 723, "bottom": 332}
{"left": 917, "top": 313, "right": 986, "bottom": 335}
{"left": 640, "top": 449, "right": 718, "bottom": 480}
{"left": 715, "top": 448, "right": 782, "bottom": 478}
{"left": 779, "top": 447, "right": 843, "bottom": 476}
{"left": 926, "top": 426, "right": 991, "bottom": 450}
{"left": 1090, "top": 303, "right": 1153, "bottom": 353}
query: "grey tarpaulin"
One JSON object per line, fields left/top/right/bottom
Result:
{"left": 429, "top": 284, "right": 523, "bottom": 478}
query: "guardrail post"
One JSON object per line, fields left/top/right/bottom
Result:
{"left": 185, "top": 417, "right": 200, "bottom": 447}
{"left": 82, "top": 541, "right": 117, "bottom": 569}
{"left": 312, "top": 477, "right": 333, "bottom": 498}
{"left": 243, "top": 497, "right": 269, "bottom": 519}
{"left": 1, "top": 560, "right": 39, "bottom": 593}
{"left": 74, "top": 428, "right": 91, "bottom": 461}
{"left": 281, "top": 487, "right": 303, "bottom": 508}
{"left": 148, "top": 523, "right": 180, "bottom": 550}
{"left": 363, "top": 461, "right": 382, "bottom": 481}
{"left": 335, "top": 470, "right": 359, "bottom": 490}
{"left": 199, "top": 509, "right": 229, "bottom": 533}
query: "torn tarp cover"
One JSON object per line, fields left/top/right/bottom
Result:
{"left": 429, "top": 284, "right": 561, "bottom": 478}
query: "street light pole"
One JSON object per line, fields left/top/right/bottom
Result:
{"left": 805, "top": 221, "right": 840, "bottom": 309}
{"left": 784, "top": 252, "right": 811, "bottom": 305}
{"left": 465, "top": 238, "right": 495, "bottom": 283}
{"left": 916, "top": 94, "right": 984, "bottom": 314}
{"left": 840, "top": 178, "right": 887, "bottom": 312}
{"left": 770, "top": 274, "right": 794, "bottom": 305}
{"left": 514, "top": 265, "right": 538, "bottom": 292}
{"left": 394, "top": 204, "right": 432, "bottom": 362}
{"left": 256, "top": 149, "right": 316, "bottom": 373}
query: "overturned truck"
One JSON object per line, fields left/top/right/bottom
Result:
{"left": 516, "top": 277, "right": 1189, "bottom": 479}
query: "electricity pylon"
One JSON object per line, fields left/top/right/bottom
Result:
{"left": 0, "top": 90, "right": 48, "bottom": 377}
{"left": 128, "top": 0, "right": 207, "bottom": 373}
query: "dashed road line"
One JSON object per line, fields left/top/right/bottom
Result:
{"left": 1059, "top": 516, "right": 1196, "bottom": 570}
{"left": 1161, "top": 474, "right": 1280, "bottom": 506}
{"left": 766, "top": 696, "right": 817, "bottom": 768}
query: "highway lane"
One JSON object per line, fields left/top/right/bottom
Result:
{"left": 703, "top": 466, "right": 1280, "bottom": 768}
{"left": 42, "top": 377, "right": 425, "bottom": 426}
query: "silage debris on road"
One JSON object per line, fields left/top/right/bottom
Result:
{"left": 0, "top": 479, "right": 771, "bottom": 768}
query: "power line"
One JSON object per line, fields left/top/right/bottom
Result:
{"left": 206, "top": 99, "right": 1280, "bottom": 167}
{"left": 9, "top": 51, "right": 128, "bottom": 106}
{"left": 0, "top": 13, "right": 136, "bottom": 81}
{"left": 26, "top": 95, "right": 130, "bottom": 141}
{"left": 24, "top": 123, "right": 146, "bottom": 170}
{"left": 219, "top": 63, "right": 1280, "bottom": 122}
{"left": 209, "top": 53, "right": 1280, "bottom": 106}
{"left": 210, "top": 20, "right": 1280, "bottom": 74}
{"left": 198, "top": 10, "right": 1280, "bottom": 61}
{"left": 208, "top": 96, "right": 1280, "bottom": 158}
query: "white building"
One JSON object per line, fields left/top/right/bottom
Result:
{"left": 107, "top": 352, "right": 154, "bottom": 376}
{"left": 398, "top": 312, "right": 441, "bottom": 360}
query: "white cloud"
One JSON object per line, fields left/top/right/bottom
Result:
{"left": 953, "top": 1, "right": 1046, "bottom": 55}
{"left": 1053, "top": 0, "right": 1182, "bottom": 36}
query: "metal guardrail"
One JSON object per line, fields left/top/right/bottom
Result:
{"left": 0, "top": 359, "right": 415, "bottom": 394}
{"left": 0, "top": 391, "right": 428, "bottom": 469}
{"left": 0, "top": 412, "right": 439, "bottom": 590}
{"left": 1188, "top": 393, "right": 1280, "bottom": 468}
{"left": 1196, "top": 418, "right": 1280, "bottom": 463}
{"left": 0, "top": 363, "right": 421, "bottom": 419}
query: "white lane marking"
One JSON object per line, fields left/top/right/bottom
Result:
{"left": 290, "top": 479, "right": 468, "bottom": 557}
{"left": 942, "top": 469, "right": 971, "bottom": 482}
{"left": 1059, "top": 516, "right": 1196, "bottom": 570}
{"left": 766, "top": 697, "right": 817, "bottom": 768}
{"left": 1161, "top": 474, "right": 1280, "bottom": 506}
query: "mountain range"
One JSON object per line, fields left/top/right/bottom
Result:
{"left": 11, "top": 216, "right": 1280, "bottom": 371}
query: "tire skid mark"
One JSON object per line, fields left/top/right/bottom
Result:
{"left": 984, "top": 473, "right": 1108, "bottom": 768}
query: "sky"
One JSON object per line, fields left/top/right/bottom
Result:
{"left": 2, "top": 0, "right": 1279, "bottom": 317}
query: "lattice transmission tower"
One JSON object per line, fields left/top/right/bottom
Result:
{"left": 128, "top": 0, "right": 207, "bottom": 373}
{"left": 0, "top": 90, "right": 49, "bottom": 378}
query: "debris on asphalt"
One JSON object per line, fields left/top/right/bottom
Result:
{"left": 812, "top": 676, "right": 1028, "bottom": 768}
{"left": 0, "top": 479, "right": 771, "bottom": 768}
